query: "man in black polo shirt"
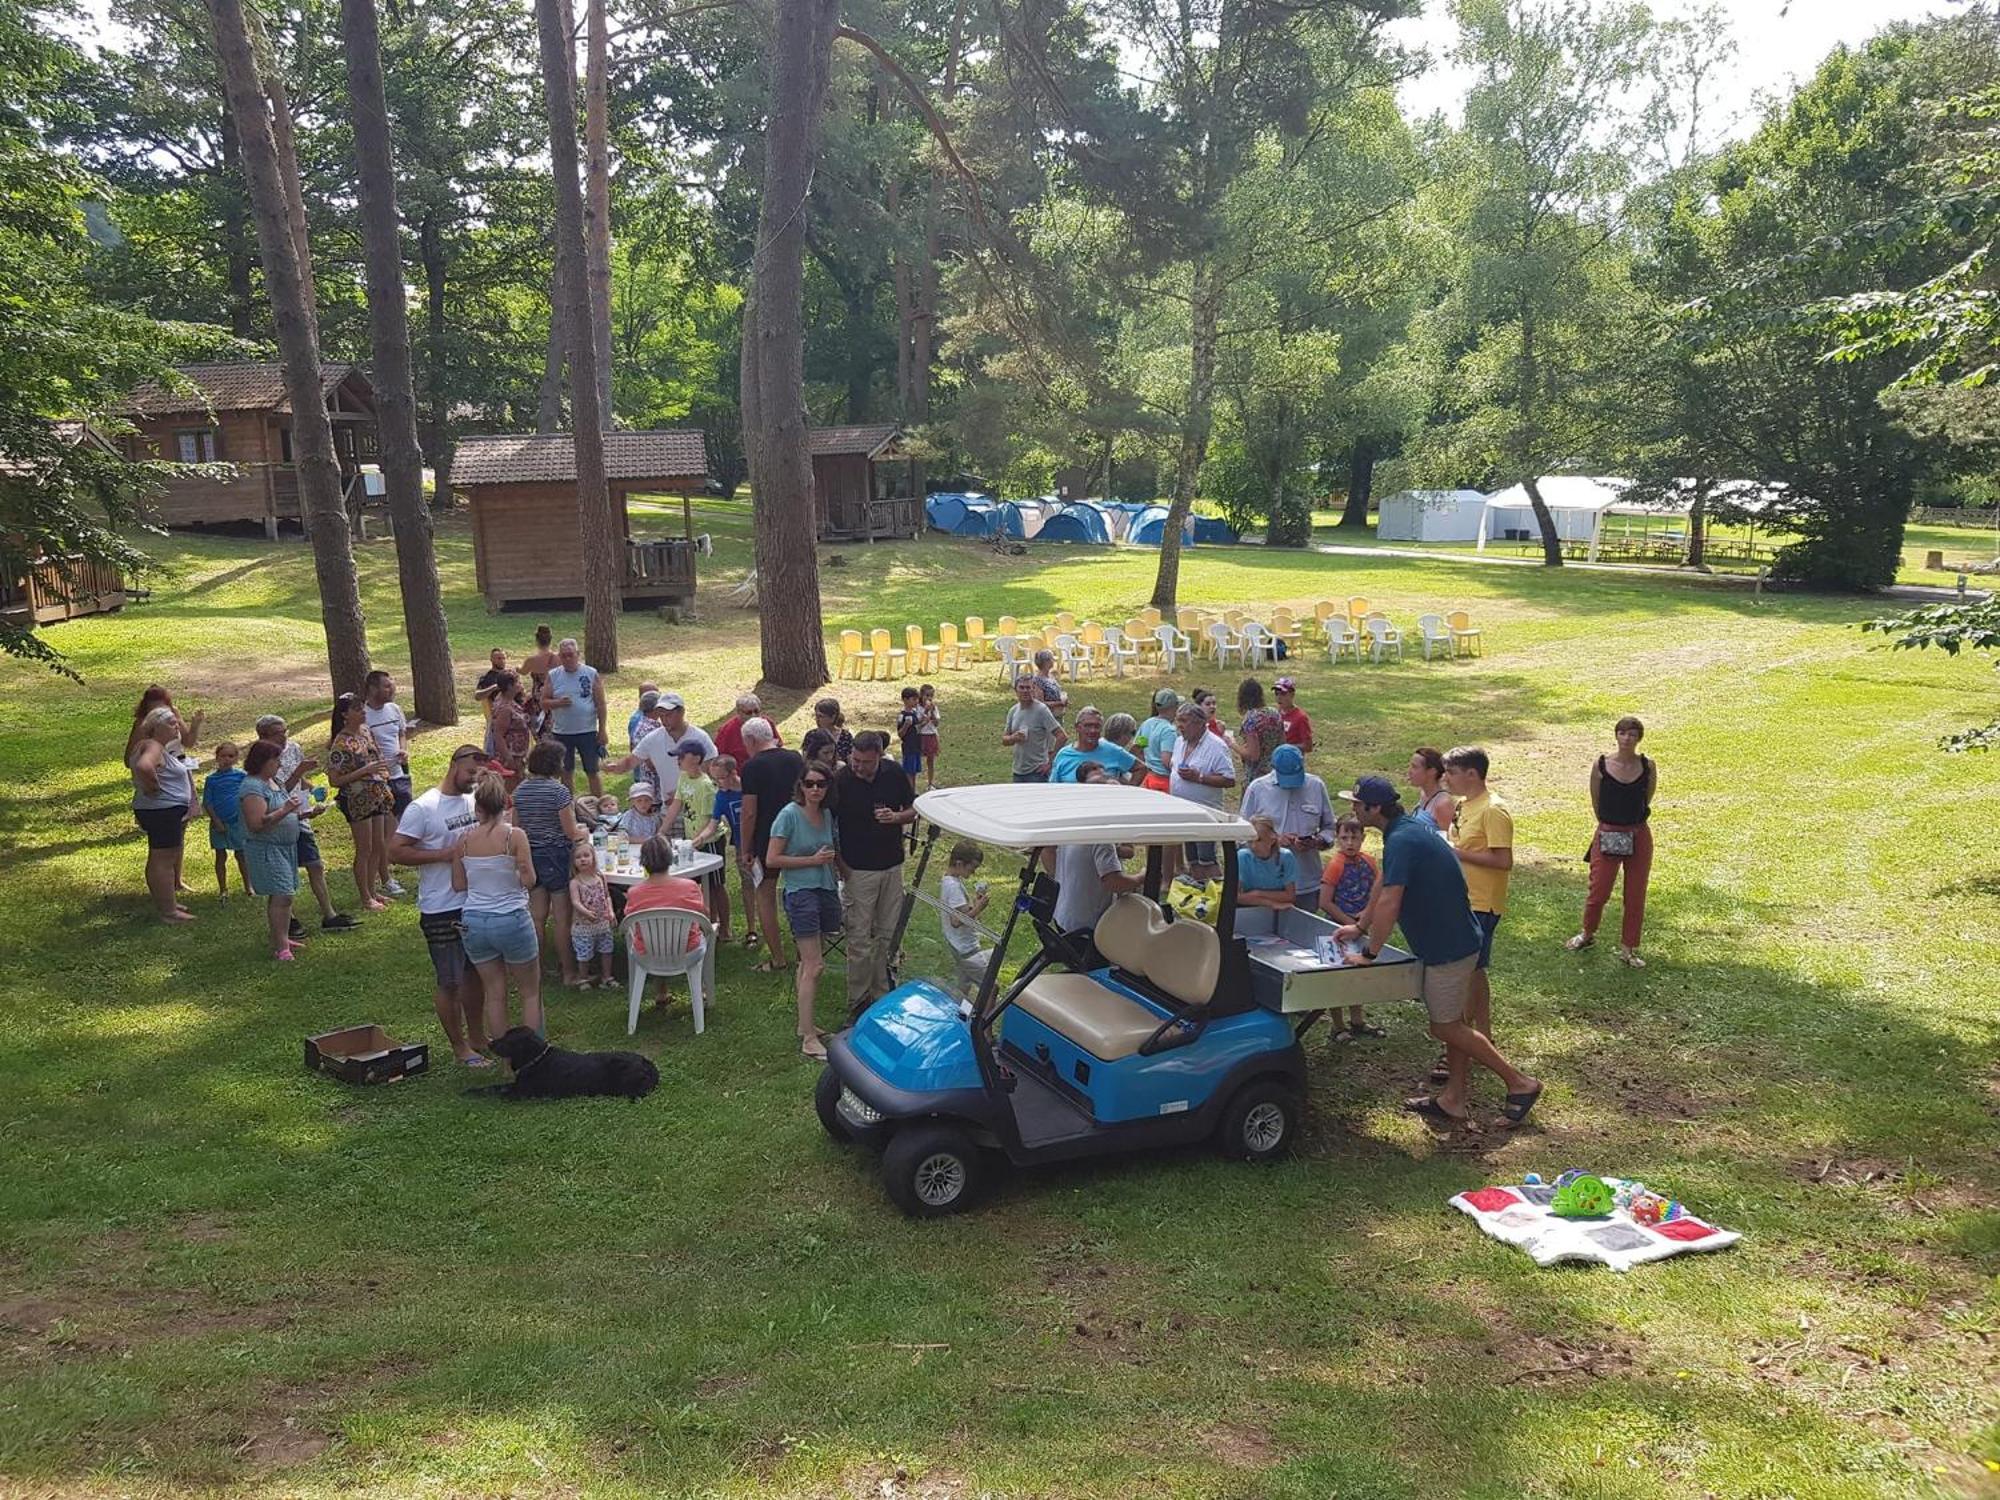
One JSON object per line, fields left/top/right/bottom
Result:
{"left": 831, "top": 730, "right": 917, "bottom": 1013}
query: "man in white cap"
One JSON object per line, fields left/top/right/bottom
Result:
{"left": 1240, "top": 743, "right": 1335, "bottom": 906}
{"left": 605, "top": 691, "right": 715, "bottom": 802}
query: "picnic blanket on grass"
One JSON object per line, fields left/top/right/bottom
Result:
{"left": 1450, "top": 1176, "right": 1741, "bottom": 1272}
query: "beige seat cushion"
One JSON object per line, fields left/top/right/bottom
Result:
{"left": 1148, "top": 920, "right": 1220, "bottom": 1007}
{"left": 1094, "top": 893, "right": 1163, "bottom": 972}
{"left": 1013, "top": 972, "right": 1165, "bottom": 1062}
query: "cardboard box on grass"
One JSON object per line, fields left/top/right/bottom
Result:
{"left": 305, "top": 1025, "right": 428, "bottom": 1085}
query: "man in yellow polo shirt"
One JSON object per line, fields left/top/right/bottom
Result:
{"left": 1444, "top": 746, "right": 1512, "bottom": 1051}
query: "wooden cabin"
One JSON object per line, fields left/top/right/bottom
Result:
{"left": 456, "top": 430, "right": 708, "bottom": 611}
{"left": 117, "top": 362, "right": 380, "bottom": 537}
{"left": 0, "top": 424, "right": 136, "bottom": 627}
{"left": 810, "top": 425, "right": 919, "bottom": 542}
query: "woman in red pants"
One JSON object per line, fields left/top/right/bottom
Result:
{"left": 1566, "top": 716, "right": 1656, "bottom": 967}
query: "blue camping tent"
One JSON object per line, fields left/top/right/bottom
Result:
{"left": 926, "top": 492, "right": 998, "bottom": 536}
{"left": 1130, "top": 506, "right": 1191, "bottom": 546}
{"left": 997, "top": 498, "right": 1056, "bottom": 539}
{"left": 1034, "top": 502, "right": 1113, "bottom": 544}
{"left": 1192, "top": 515, "right": 1241, "bottom": 545}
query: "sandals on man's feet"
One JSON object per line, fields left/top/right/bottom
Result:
{"left": 1616, "top": 946, "right": 1646, "bottom": 968}
{"left": 1428, "top": 1055, "right": 1451, "bottom": 1086}
{"left": 1564, "top": 933, "right": 1593, "bottom": 952}
{"left": 1496, "top": 1085, "right": 1544, "bottom": 1129}
{"left": 1404, "top": 1095, "right": 1468, "bottom": 1127}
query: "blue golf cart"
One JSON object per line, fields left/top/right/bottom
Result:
{"left": 815, "top": 783, "right": 1415, "bottom": 1216}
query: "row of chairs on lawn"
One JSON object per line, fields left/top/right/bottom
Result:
{"left": 834, "top": 601, "right": 1484, "bottom": 681}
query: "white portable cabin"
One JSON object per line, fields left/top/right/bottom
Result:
{"left": 1375, "top": 489, "right": 1488, "bottom": 542}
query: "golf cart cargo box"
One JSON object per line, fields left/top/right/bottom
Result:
{"left": 304, "top": 1025, "right": 429, "bottom": 1085}
{"left": 1234, "top": 906, "right": 1420, "bottom": 1013}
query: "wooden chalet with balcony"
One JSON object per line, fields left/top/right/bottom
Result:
{"left": 810, "top": 425, "right": 919, "bottom": 542}
{"left": 456, "top": 429, "right": 708, "bottom": 611}
{"left": 117, "top": 362, "right": 380, "bottom": 538}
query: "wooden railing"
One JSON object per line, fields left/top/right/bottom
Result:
{"left": 865, "top": 495, "right": 920, "bottom": 539}
{"left": 1, "top": 554, "right": 131, "bottom": 624}
{"left": 624, "top": 537, "right": 696, "bottom": 596}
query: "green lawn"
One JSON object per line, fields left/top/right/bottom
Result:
{"left": 3, "top": 514, "right": 1997, "bottom": 1498}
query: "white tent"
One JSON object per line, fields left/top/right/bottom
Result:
{"left": 1376, "top": 489, "right": 1488, "bottom": 543}
{"left": 1478, "top": 476, "right": 1697, "bottom": 561}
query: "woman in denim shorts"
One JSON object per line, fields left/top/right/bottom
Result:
{"left": 765, "top": 767, "right": 842, "bottom": 1060}
{"left": 451, "top": 770, "right": 544, "bottom": 1040}
{"left": 512, "top": 741, "right": 584, "bottom": 988}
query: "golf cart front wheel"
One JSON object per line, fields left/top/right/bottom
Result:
{"left": 813, "top": 1065, "right": 849, "bottom": 1142}
{"left": 882, "top": 1123, "right": 982, "bottom": 1217}
{"left": 1218, "top": 1080, "right": 1300, "bottom": 1163}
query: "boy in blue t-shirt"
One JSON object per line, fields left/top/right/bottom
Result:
{"left": 201, "top": 741, "right": 250, "bottom": 895}
{"left": 708, "top": 754, "right": 744, "bottom": 945}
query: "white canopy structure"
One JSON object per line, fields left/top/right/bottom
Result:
{"left": 913, "top": 784, "right": 1253, "bottom": 850}
{"left": 1478, "top": 476, "right": 1693, "bottom": 561}
{"left": 1377, "top": 489, "right": 1488, "bottom": 542}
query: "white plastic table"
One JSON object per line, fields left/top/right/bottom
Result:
{"left": 602, "top": 848, "right": 725, "bottom": 999}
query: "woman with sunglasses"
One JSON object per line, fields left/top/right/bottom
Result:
{"left": 765, "top": 768, "right": 843, "bottom": 1060}
{"left": 327, "top": 691, "right": 398, "bottom": 911}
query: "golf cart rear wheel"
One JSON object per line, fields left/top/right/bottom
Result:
{"left": 1218, "top": 1080, "right": 1300, "bottom": 1163}
{"left": 813, "top": 1064, "right": 849, "bottom": 1142}
{"left": 882, "top": 1123, "right": 982, "bottom": 1217}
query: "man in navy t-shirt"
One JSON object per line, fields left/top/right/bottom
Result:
{"left": 1335, "top": 775, "right": 1543, "bottom": 1130}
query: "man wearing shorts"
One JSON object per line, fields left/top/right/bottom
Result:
{"left": 1335, "top": 775, "right": 1541, "bottom": 1129}
{"left": 1444, "top": 745, "right": 1512, "bottom": 1054}
{"left": 541, "top": 637, "right": 608, "bottom": 796}
{"left": 390, "top": 745, "right": 492, "bottom": 1067}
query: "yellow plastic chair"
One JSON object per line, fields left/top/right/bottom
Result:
{"left": 1311, "top": 600, "right": 1340, "bottom": 640}
{"left": 938, "top": 622, "right": 967, "bottom": 669}
{"left": 1270, "top": 608, "right": 1303, "bottom": 650}
{"left": 1052, "top": 610, "right": 1077, "bottom": 634}
{"left": 871, "top": 626, "right": 906, "bottom": 679}
{"left": 1448, "top": 608, "right": 1484, "bottom": 657}
{"left": 1080, "top": 621, "right": 1110, "bottom": 668}
{"left": 1126, "top": 617, "right": 1160, "bottom": 663}
{"left": 904, "top": 623, "right": 939, "bottom": 675}
{"left": 963, "top": 616, "right": 989, "bottom": 660}
{"left": 996, "top": 614, "right": 1019, "bottom": 639}
{"left": 1345, "top": 596, "right": 1370, "bottom": 631}
{"left": 838, "top": 629, "right": 872, "bottom": 681}
{"left": 1138, "top": 606, "right": 1163, "bottom": 629}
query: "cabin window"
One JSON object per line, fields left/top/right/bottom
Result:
{"left": 175, "top": 429, "right": 220, "bottom": 462}
{"left": 279, "top": 428, "right": 293, "bottom": 463}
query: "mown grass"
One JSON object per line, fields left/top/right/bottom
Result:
{"left": 1, "top": 511, "right": 1997, "bottom": 1499}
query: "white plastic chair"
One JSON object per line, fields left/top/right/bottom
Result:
{"left": 1053, "top": 632, "right": 1092, "bottom": 679}
{"left": 1154, "top": 624, "right": 1194, "bottom": 672}
{"left": 1417, "top": 613, "right": 1452, "bottom": 661}
{"left": 1327, "top": 620, "right": 1362, "bottom": 664}
{"left": 621, "top": 907, "right": 716, "bottom": 1035}
{"left": 1364, "top": 615, "right": 1403, "bottom": 664}
{"left": 1205, "top": 621, "right": 1246, "bottom": 668}
{"left": 1104, "top": 625, "right": 1139, "bottom": 677}
{"left": 1240, "top": 621, "right": 1279, "bottom": 666}
{"left": 996, "top": 635, "right": 1030, "bottom": 682}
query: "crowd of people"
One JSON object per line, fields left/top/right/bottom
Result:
{"left": 123, "top": 627, "right": 1658, "bottom": 1110}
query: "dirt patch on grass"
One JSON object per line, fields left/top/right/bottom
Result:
{"left": 1197, "top": 1420, "right": 1284, "bottom": 1467}
{"left": 236, "top": 1415, "right": 334, "bottom": 1469}
{"left": 822, "top": 1462, "right": 969, "bottom": 1499}
{"left": 0, "top": 1285, "right": 289, "bottom": 1365}
{"left": 1786, "top": 1155, "right": 1992, "bottom": 1214}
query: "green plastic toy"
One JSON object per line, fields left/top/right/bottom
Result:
{"left": 1550, "top": 1174, "right": 1615, "bottom": 1218}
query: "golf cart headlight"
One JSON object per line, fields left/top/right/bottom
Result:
{"left": 838, "top": 1087, "right": 884, "bottom": 1126}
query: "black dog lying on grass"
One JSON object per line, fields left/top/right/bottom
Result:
{"left": 474, "top": 1026, "right": 659, "bottom": 1100}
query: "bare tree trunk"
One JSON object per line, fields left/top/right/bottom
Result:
{"left": 418, "top": 212, "right": 452, "bottom": 507}
{"left": 535, "top": 0, "right": 620, "bottom": 670}
{"left": 341, "top": 0, "right": 456, "bottom": 725}
{"left": 244, "top": 7, "right": 316, "bottom": 340}
{"left": 1150, "top": 264, "right": 1217, "bottom": 612}
{"left": 1339, "top": 436, "right": 1374, "bottom": 528}
{"left": 583, "top": 0, "right": 614, "bottom": 430}
{"left": 207, "top": 0, "right": 370, "bottom": 692}
{"left": 536, "top": 256, "right": 567, "bottom": 433}
{"left": 1517, "top": 304, "right": 1563, "bottom": 566}
{"left": 1686, "top": 485, "right": 1709, "bottom": 570}
{"left": 740, "top": 0, "right": 838, "bottom": 690}
{"left": 217, "top": 106, "right": 258, "bottom": 337}
{"left": 889, "top": 173, "right": 913, "bottom": 415}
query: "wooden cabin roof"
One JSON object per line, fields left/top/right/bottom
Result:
{"left": 454, "top": 430, "right": 709, "bottom": 488}
{"left": 808, "top": 424, "right": 901, "bottom": 459}
{"left": 119, "top": 361, "right": 370, "bottom": 418}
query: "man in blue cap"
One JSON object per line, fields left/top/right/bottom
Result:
{"left": 1240, "top": 742, "right": 1335, "bottom": 907}
{"left": 1335, "top": 773, "right": 1543, "bottom": 1129}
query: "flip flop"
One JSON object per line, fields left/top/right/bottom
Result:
{"left": 800, "top": 1038, "right": 828, "bottom": 1061}
{"left": 1353, "top": 1022, "right": 1387, "bottom": 1039}
{"left": 1616, "top": 947, "right": 1647, "bottom": 969}
{"left": 1428, "top": 1058, "right": 1450, "bottom": 1086}
{"left": 1403, "top": 1095, "right": 1467, "bottom": 1126}
{"left": 1496, "top": 1086, "right": 1544, "bottom": 1128}
{"left": 752, "top": 960, "right": 790, "bottom": 975}
{"left": 458, "top": 1054, "right": 495, "bottom": 1069}
{"left": 1564, "top": 933, "right": 1593, "bottom": 952}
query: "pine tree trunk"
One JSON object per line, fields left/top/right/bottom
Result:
{"left": 584, "top": 0, "right": 614, "bottom": 430}
{"left": 1150, "top": 265, "right": 1218, "bottom": 612}
{"left": 536, "top": 256, "right": 566, "bottom": 433}
{"left": 418, "top": 212, "right": 452, "bottom": 508}
{"left": 207, "top": 0, "right": 370, "bottom": 692}
{"left": 1339, "top": 437, "right": 1373, "bottom": 527}
{"left": 341, "top": 0, "right": 457, "bottom": 725}
{"left": 244, "top": 8, "right": 317, "bottom": 341}
{"left": 217, "top": 106, "right": 258, "bottom": 337}
{"left": 535, "top": 0, "right": 620, "bottom": 670}
{"left": 740, "top": 0, "right": 838, "bottom": 690}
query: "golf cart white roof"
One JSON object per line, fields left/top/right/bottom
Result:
{"left": 914, "top": 783, "right": 1255, "bottom": 850}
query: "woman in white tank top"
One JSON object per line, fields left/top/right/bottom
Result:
{"left": 451, "top": 771, "right": 543, "bottom": 1045}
